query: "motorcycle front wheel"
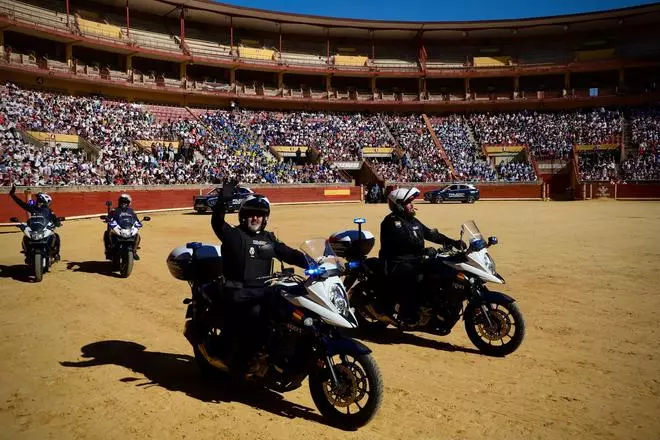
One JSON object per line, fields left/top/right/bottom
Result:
{"left": 33, "top": 252, "right": 43, "bottom": 282}
{"left": 464, "top": 300, "right": 525, "bottom": 356}
{"left": 309, "top": 353, "right": 383, "bottom": 430}
{"left": 119, "top": 251, "right": 134, "bottom": 278}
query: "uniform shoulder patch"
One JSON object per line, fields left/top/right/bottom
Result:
{"left": 394, "top": 220, "right": 402, "bottom": 228}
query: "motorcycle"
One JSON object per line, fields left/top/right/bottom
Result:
{"left": 100, "top": 201, "right": 150, "bottom": 278}
{"left": 166, "top": 238, "right": 383, "bottom": 429}
{"left": 333, "top": 219, "right": 525, "bottom": 357}
{"left": 9, "top": 214, "right": 65, "bottom": 282}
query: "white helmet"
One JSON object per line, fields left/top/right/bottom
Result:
{"left": 388, "top": 187, "right": 420, "bottom": 217}
{"left": 36, "top": 193, "right": 52, "bottom": 206}
{"left": 118, "top": 193, "right": 132, "bottom": 206}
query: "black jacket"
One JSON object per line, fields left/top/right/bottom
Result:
{"left": 379, "top": 213, "right": 454, "bottom": 263}
{"left": 10, "top": 193, "right": 60, "bottom": 226}
{"left": 211, "top": 196, "right": 308, "bottom": 287}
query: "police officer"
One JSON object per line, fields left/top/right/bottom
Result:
{"left": 9, "top": 184, "right": 62, "bottom": 262}
{"left": 104, "top": 193, "right": 141, "bottom": 260}
{"left": 380, "top": 187, "right": 463, "bottom": 326}
{"left": 211, "top": 180, "right": 308, "bottom": 376}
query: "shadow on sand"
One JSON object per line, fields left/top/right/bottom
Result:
{"left": 348, "top": 327, "right": 483, "bottom": 355}
{"left": 66, "top": 261, "right": 122, "bottom": 278}
{"left": 0, "top": 264, "right": 35, "bottom": 282}
{"left": 60, "top": 340, "right": 335, "bottom": 427}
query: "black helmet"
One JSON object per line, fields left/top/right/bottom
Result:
{"left": 239, "top": 194, "right": 271, "bottom": 232}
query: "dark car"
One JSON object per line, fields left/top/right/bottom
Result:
{"left": 193, "top": 186, "right": 254, "bottom": 213}
{"left": 424, "top": 183, "right": 480, "bottom": 204}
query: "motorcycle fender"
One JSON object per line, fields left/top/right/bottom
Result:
{"left": 325, "top": 337, "right": 371, "bottom": 356}
{"left": 476, "top": 289, "right": 516, "bottom": 305}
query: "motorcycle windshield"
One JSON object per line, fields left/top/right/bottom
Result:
{"left": 27, "top": 215, "right": 47, "bottom": 232}
{"left": 117, "top": 217, "right": 135, "bottom": 229}
{"left": 300, "top": 238, "right": 341, "bottom": 268}
{"left": 460, "top": 220, "right": 484, "bottom": 249}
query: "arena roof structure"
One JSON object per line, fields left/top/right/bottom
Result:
{"left": 86, "top": 0, "right": 660, "bottom": 38}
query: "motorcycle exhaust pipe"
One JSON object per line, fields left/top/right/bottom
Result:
{"left": 364, "top": 304, "right": 398, "bottom": 326}
{"left": 196, "top": 343, "right": 230, "bottom": 372}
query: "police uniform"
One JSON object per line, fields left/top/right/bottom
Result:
{"left": 104, "top": 206, "right": 141, "bottom": 254}
{"left": 211, "top": 191, "right": 307, "bottom": 369}
{"left": 379, "top": 212, "right": 457, "bottom": 321}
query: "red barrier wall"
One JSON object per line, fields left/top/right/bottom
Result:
{"left": 573, "top": 182, "right": 660, "bottom": 200}
{"left": 0, "top": 185, "right": 361, "bottom": 221}
{"left": 616, "top": 183, "right": 660, "bottom": 199}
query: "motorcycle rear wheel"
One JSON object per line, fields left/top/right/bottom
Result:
{"left": 464, "top": 301, "right": 525, "bottom": 356}
{"left": 309, "top": 353, "right": 383, "bottom": 430}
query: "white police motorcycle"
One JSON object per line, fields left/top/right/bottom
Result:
{"left": 9, "top": 214, "right": 65, "bottom": 282}
{"left": 167, "top": 238, "right": 383, "bottom": 429}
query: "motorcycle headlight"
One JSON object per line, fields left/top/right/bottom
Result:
{"left": 31, "top": 231, "right": 44, "bottom": 240}
{"left": 484, "top": 254, "right": 496, "bottom": 275}
{"left": 329, "top": 284, "right": 348, "bottom": 315}
{"left": 120, "top": 228, "right": 132, "bottom": 238}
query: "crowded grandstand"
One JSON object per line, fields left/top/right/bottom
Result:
{"left": 0, "top": 0, "right": 659, "bottom": 188}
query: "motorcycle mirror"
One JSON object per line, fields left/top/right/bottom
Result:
{"left": 100, "top": 215, "right": 108, "bottom": 220}
{"left": 488, "top": 236, "right": 498, "bottom": 247}
{"left": 142, "top": 216, "right": 151, "bottom": 221}
{"left": 9, "top": 217, "right": 19, "bottom": 223}
{"left": 58, "top": 217, "right": 66, "bottom": 222}
{"left": 353, "top": 217, "right": 366, "bottom": 224}
{"left": 105, "top": 200, "right": 112, "bottom": 207}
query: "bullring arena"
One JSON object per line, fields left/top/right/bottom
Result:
{"left": 1, "top": 0, "right": 660, "bottom": 437}
{"left": 1, "top": 199, "right": 659, "bottom": 439}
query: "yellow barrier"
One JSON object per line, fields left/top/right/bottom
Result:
{"left": 575, "top": 48, "right": 614, "bottom": 61}
{"left": 362, "top": 147, "right": 393, "bottom": 154}
{"left": 27, "top": 131, "right": 79, "bottom": 143}
{"left": 473, "top": 56, "right": 512, "bottom": 67}
{"left": 272, "top": 146, "right": 309, "bottom": 153}
{"left": 575, "top": 144, "right": 619, "bottom": 151}
{"left": 135, "top": 140, "right": 180, "bottom": 150}
{"left": 484, "top": 145, "right": 525, "bottom": 153}
{"left": 334, "top": 55, "right": 368, "bottom": 67}
{"left": 324, "top": 189, "right": 351, "bottom": 196}
{"left": 77, "top": 18, "right": 123, "bottom": 39}
{"left": 239, "top": 47, "right": 275, "bottom": 60}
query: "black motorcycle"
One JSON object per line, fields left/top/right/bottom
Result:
{"left": 10, "top": 214, "right": 65, "bottom": 282}
{"left": 100, "top": 203, "right": 150, "bottom": 278}
{"left": 332, "top": 219, "right": 525, "bottom": 357}
{"left": 166, "top": 241, "right": 384, "bottom": 429}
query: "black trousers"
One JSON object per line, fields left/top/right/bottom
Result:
{"left": 221, "top": 286, "right": 276, "bottom": 367}
{"left": 386, "top": 261, "right": 423, "bottom": 317}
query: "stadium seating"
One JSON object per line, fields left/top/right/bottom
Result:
{"left": 76, "top": 17, "right": 123, "bottom": 40}
{"left": 0, "top": 0, "right": 69, "bottom": 31}
{"left": 333, "top": 55, "right": 368, "bottom": 67}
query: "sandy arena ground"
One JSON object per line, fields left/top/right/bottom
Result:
{"left": 0, "top": 200, "right": 659, "bottom": 439}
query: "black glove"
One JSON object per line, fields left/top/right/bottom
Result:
{"left": 453, "top": 240, "right": 466, "bottom": 250}
{"left": 9, "top": 184, "right": 16, "bottom": 196}
{"left": 220, "top": 179, "right": 238, "bottom": 200}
